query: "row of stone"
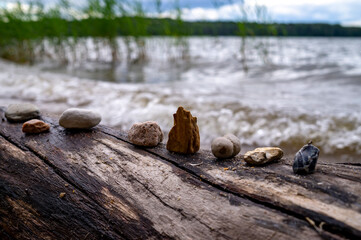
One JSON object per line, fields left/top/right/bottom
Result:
{"left": 211, "top": 135, "right": 283, "bottom": 165}
{"left": 4, "top": 103, "right": 319, "bottom": 174}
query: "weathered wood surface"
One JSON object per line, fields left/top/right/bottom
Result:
{"left": 0, "top": 107, "right": 360, "bottom": 240}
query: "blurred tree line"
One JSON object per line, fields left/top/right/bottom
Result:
{"left": 1, "top": 17, "right": 361, "bottom": 39}
{"left": 180, "top": 22, "right": 361, "bottom": 37}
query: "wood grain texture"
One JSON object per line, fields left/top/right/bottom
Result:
{"left": 0, "top": 107, "right": 360, "bottom": 239}
{"left": 100, "top": 121, "right": 361, "bottom": 239}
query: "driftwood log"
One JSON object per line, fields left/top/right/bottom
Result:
{"left": 0, "top": 107, "right": 360, "bottom": 240}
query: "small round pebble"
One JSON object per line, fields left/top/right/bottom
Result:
{"left": 59, "top": 108, "right": 101, "bottom": 129}
{"left": 128, "top": 121, "right": 163, "bottom": 147}
{"left": 22, "top": 119, "right": 50, "bottom": 133}
{"left": 223, "top": 133, "right": 241, "bottom": 157}
{"left": 211, "top": 137, "right": 234, "bottom": 159}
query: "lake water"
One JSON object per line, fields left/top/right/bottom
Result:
{"left": 0, "top": 37, "right": 360, "bottom": 163}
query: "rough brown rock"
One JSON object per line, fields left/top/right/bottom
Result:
{"left": 22, "top": 119, "right": 50, "bottom": 134}
{"left": 128, "top": 121, "right": 163, "bottom": 147}
{"left": 166, "top": 107, "right": 200, "bottom": 154}
{"left": 244, "top": 147, "right": 283, "bottom": 165}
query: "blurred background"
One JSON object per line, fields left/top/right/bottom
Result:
{"left": 0, "top": 0, "right": 360, "bottom": 163}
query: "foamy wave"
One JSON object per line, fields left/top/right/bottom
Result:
{"left": 0, "top": 59, "right": 360, "bottom": 158}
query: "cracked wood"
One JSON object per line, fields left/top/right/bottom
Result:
{"left": 0, "top": 107, "right": 359, "bottom": 239}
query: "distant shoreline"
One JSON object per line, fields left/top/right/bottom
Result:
{"left": 1, "top": 17, "right": 361, "bottom": 38}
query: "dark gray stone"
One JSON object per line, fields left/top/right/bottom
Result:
{"left": 5, "top": 103, "right": 40, "bottom": 122}
{"left": 293, "top": 141, "right": 320, "bottom": 174}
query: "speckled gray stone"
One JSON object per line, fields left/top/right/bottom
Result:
{"left": 244, "top": 147, "right": 283, "bottom": 165}
{"left": 128, "top": 121, "right": 163, "bottom": 147}
{"left": 293, "top": 142, "right": 320, "bottom": 174}
{"left": 223, "top": 133, "right": 241, "bottom": 157}
{"left": 5, "top": 103, "right": 40, "bottom": 122}
{"left": 59, "top": 108, "right": 101, "bottom": 129}
{"left": 211, "top": 137, "right": 234, "bottom": 159}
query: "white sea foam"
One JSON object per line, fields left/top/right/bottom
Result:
{"left": 1, "top": 37, "right": 360, "bottom": 162}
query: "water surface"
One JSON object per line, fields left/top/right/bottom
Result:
{"left": 1, "top": 37, "right": 360, "bottom": 163}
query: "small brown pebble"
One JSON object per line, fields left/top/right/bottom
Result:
{"left": 65, "top": 184, "right": 69, "bottom": 187}
{"left": 22, "top": 119, "right": 50, "bottom": 134}
{"left": 59, "top": 192, "right": 66, "bottom": 198}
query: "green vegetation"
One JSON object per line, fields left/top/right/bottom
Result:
{"left": 3, "top": 16, "right": 360, "bottom": 39}
{"left": 181, "top": 22, "right": 361, "bottom": 37}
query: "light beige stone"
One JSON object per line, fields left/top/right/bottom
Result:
{"left": 244, "top": 147, "right": 283, "bottom": 165}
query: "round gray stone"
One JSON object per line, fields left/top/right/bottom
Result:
{"left": 59, "top": 108, "right": 101, "bottom": 129}
{"left": 223, "top": 133, "right": 241, "bottom": 157}
{"left": 5, "top": 103, "right": 40, "bottom": 122}
{"left": 211, "top": 137, "right": 234, "bottom": 159}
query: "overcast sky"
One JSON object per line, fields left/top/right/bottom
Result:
{"left": 2, "top": 0, "right": 361, "bottom": 26}
{"left": 169, "top": 0, "right": 361, "bottom": 26}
